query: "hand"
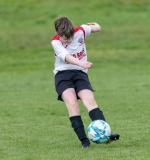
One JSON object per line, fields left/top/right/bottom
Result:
{"left": 79, "top": 61, "right": 93, "bottom": 69}
{"left": 65, "top": 54, "right": 93, "bottom": 68}
{"left": 87, "top": 22, "right": 101, "bottom": 32}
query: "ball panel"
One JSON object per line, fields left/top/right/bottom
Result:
{"left": 87, "top": 120, "right": 111, "bottom": 144}
{"left": 88, "top": 126, "right": 100, "bottom": 142}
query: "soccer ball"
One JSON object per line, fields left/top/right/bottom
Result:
{"left": 87, "top": 120, "right": 111, "bottom": 144}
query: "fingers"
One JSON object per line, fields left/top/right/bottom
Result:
{"left": 79, "top": 61, "right": 93, "bottom": 69}
{"left": 85, "top": 62, "right": 92, "bottom": 68}
{"left": 87, "top": 22, "right": 96, "bottom": 25}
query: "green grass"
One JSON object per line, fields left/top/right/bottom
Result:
{"left": 0, "top": 0, "right": 150, "bottom": 159}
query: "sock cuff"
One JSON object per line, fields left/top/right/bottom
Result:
{"left": 69, "top": 115, "right": 81, "bottom": 121}
{"left": 89, "top": 108, "right": 100, "bottom": 116}
{"left": 89, "top": 107, "right": 106, "bottom": 121}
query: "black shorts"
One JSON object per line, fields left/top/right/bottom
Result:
{"left": 55, "top": 70, "right": 94, "bottom": 101}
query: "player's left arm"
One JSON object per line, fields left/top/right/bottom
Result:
{"left": 87, "top": 22, "right": 101, "bottom": 32}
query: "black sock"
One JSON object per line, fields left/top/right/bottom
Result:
{"left": 69, "top": 116, "right": 89, "bottom": 143}
{"left": 89, "top": 108, "right": 106, "bottom": 121}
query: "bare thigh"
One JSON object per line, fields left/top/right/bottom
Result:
{"left": 61, "top": 88, "right": 80, "bottom": 117}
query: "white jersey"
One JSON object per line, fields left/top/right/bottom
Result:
{"left": 51, "top": 24, "right": 91, "bottom": 75}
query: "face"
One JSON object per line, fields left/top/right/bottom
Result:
{"left": 59, "top": 35, "right": 74, "bottom": 44}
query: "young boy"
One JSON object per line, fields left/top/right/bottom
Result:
{"left": 51, "top": 16, "right": 120, "bottom": 148}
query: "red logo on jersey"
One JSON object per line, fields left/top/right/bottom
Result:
{"left": 72, "top": 49, "right": 86, "bottom": 60}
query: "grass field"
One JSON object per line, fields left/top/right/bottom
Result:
{"left": 0, "top": 0, "right": 150, "bottom": 160}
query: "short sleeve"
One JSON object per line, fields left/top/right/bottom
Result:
{"left": 81, "top": 24, "right": 91, "bottom": 37}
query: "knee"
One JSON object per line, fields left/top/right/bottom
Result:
{"left": 67, "top": 101, "right": 78, "bottom": 108}
{"left": 66, "top": 100, "right": 80, "bottom": 113}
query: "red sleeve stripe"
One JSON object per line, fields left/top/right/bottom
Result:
{"left": 75, "top": 26, "right": 85, "bottom": 39}
{"left": 52, "top": 34, "right": 60, "bottom": 40}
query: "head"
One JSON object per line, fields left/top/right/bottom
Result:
{"left": 54, "top": 16, "right": 74, "bottom": 43}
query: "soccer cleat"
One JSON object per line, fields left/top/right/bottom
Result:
{"left": 82, "top": 138, "right": 90, "bottom": 148}
{"left": 105, "top": 133, "right": 120, "bottom": 144}
{"left": 110, "top": 133, "right": 120, "bottom": 141}
{"left": 82, "top": 143, "right": 90, "bottom": 148}
{"left": 82, "top": 142, "right": 90, "bottom": 148}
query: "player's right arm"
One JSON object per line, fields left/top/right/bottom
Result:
{"left": 51, "top": 40, "right": 92, "bottom": 69}
{"left": 65, "top": 54, "right": 92, "bottom": 69}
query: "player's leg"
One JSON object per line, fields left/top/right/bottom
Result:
{"left": 78, "top": 89, "right": 120, "bottom": 142}
{"left": 61, "top": 88, "right": 90, "bottom": 148}
{"left": 75, "top": 73, "right": 120, "bottom": 142}
{"left": 74, "top": 71, "right": 106, "bottom": 121}
{"left": 77, "top": 89, "right": 106, "bottom": 121}
{"left": 61, "top": 88, "right": 80, "bottom": 116}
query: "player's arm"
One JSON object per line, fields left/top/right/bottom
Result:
{"left": 87, "top": 22, "right": 101, "bottom": 32}
{"left": 65, "top": 54, "right": 92, "bottom": 69}
{"left": 51, "top": 40, "right": 92, "bottom": 69}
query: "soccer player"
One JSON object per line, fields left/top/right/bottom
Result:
{"left": 51, "top": 16, "right": 120, "bottom": 148}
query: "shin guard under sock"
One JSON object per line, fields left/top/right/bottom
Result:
{"left": 69, "top": 116, "right": 89, "bottom": 143}
{"left": 89, "top": 108, "right": 106, "bottom": 121}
